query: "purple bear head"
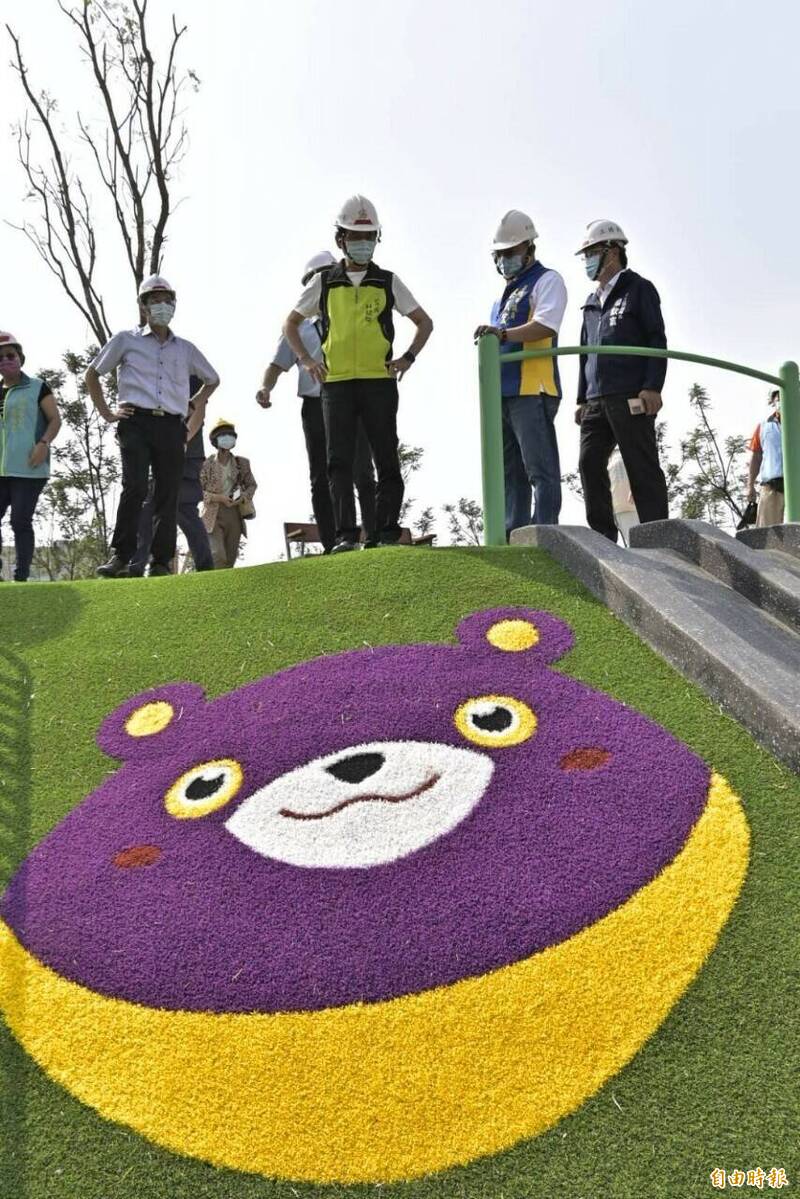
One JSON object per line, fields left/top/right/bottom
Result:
{"left": 2, "top": 608, "right": 709, "bottom": 1014}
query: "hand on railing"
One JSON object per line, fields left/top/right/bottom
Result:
{"left": 473, "top": 325, "right": 503, "bottom": 344}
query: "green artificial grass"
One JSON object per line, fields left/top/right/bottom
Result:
{"left": 0, "top": 546, "right": 797, "bottom": 1199}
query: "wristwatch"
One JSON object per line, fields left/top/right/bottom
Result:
{"left": 403, "top": 350, "right": 416, "bottom": 365}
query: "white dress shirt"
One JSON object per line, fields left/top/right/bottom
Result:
{"left": 91, "top": 326, "right": 219, "bottom": 417}
{"left": 597, "top": 270, "right": 623, "bottom": 308}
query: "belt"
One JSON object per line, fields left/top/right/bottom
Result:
{"left": 128, "top": 405, "right": 183, "bottom": 419}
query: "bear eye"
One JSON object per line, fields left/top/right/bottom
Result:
{"left": 165, "top": 759, "right": 243, "bottom": 820}
{"left": 454, "top": 695, "right": 537, "bottom": 748}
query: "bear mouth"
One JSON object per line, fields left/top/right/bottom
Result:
{"left": 225, "top": 740, "right": 494, "bottom": 869}
{"left": 278, "top": 773, "right": 442, "bottom": 822}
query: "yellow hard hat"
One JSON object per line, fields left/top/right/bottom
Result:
{"left": 210, "top": 418, "right": 237, "bottom": 444}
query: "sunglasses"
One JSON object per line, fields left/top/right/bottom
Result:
{"left": 0, "top": 351, "right": 20, "bottom": 362}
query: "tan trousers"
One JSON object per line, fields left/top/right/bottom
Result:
{"left": 756, "top": 485, "right": 784, "bottom": 528}
{"left": 209, "top": 504, "right": 243, "bottom": 568}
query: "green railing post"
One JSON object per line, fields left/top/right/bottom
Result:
{"left": 478, "top": 334, "right": 506, "bottom": 546}
{"left": 779, "top": 361, "right": 800, "bottom": 523}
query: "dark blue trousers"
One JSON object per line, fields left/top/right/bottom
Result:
{"left": 0, "top": 476, "right": 47, "bottom": 581}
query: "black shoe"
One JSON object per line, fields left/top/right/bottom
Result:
{"left": 144, "top": 562, "right": 171, "bottom": 577}
{"left": 127, "top": 562, "right": 146, "bottom": 578}
{"left": 362, "top": 539, "right": 379, "bottom": 550}
{"left": 331, "top": 540, "right": 358, "bottom": 554}
{"left": 96, "top": 555, "right": 130, "bottom": 578}
{"left": 377, "top": 538, "right": 402, "bottom": 547}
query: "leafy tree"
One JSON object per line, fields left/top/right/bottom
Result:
{"left": 442, "top": 498, "right": 484, "bottom": 546}
{"left": 563, "top": 383, "right": 750, "bottom": 531}
{"left": 32, "top": 351, "right": 120, "bottom": 578}
{"left": 669, "top": 384, "right": 749, "bottom": 528}
{"left": 413, "top": 507, "right": 436, "bottom": 538}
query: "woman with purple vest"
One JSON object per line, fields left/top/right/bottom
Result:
{"left": 474, "top": 210, "right": 568, "bottom": 536}
{"left": 0, "top": 331, "right": 61, "bottom": 582}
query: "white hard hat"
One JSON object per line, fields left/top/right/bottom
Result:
{"left": 302, "top": 250, "right": 337, "bottom": 282}
{"left": 576, "top": 219, "right": 628, "bottom": 255}
{"left": 335, "top": 195, "right": 381, "bottom": 233}
{"left": 138, "top": 274, "right": 176, "bottom": 299}
{"left": 492, "top": 210, "right": 538, "bottom": 251}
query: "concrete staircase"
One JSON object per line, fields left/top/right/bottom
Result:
{"left": 510, "top": 519, "right": 800, "bottom": 772}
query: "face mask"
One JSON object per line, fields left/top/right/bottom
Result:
{"left": 584, "top": 252, "right": 604, "bottom": 281}
{"left": 499, "top": 253, "right": 525, "bottom": 279}
{"left": 345, "top": 239, "right": 374, "bottom": 265}
{"left": 216, "top": 435, "right": 237, "bottom": 450}
{"left": 147, "top": 301, "right": 175, "bottom": 326}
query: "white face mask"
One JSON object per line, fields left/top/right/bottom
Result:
{"left": 216, "top": 434, "right": 237, "bottom": 450}
{"left": 147, "top": 301, "right": 175, "bottom": 326}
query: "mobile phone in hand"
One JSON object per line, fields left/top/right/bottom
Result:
{"left": 627, "top": 397, "right": 645, "bottom": 415}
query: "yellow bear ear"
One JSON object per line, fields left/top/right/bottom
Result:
{"left": 124, "top": 701, "right": 175, "bottom": 738}
{"left": 455, "top": 609, "right": 574, "bottom": 663}
{"left": 97, "top": 683, "right": 207, "bottom": 761}
{"left": 486, "top": 619, "right": 540, "bottom": 652}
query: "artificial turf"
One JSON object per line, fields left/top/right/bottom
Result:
{"left": 0, "top": 545, "right": 797, "bottom": 1199}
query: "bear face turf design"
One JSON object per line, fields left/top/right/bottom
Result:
{"left": 0, "top": 608, "right": 750, "bottom": 1184}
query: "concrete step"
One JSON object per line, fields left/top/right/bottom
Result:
{"left": 628, "top": 519, "right": 800, "bottom": 635}
{"left": 737, "top": 523, "right": 800, "bottom": 561}
{"left": 510, "top": 524, "right": 800, "bottom": 773}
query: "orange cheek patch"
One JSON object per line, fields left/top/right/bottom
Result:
{"left": 113, "top": 846, "right": 162, "bottom": 869}
{"left": 560, "top": 747, "right": 612, "bottom": 771}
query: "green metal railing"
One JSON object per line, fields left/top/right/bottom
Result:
{"left": 478, "top": 338, "right": 799, "bottom": 546}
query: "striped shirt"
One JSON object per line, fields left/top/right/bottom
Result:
{"left": 91, "top": 326, "right": 219, "bottom": 417}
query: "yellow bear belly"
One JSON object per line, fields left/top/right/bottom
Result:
{"left": 0, "top": 773, "right": 749, "bottom": 1184}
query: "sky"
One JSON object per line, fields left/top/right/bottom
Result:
{"left": 2, "top": 0, "right": 799, "bottom": 564}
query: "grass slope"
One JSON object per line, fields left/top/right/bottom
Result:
{"left": 0, "top": 546, "right": 797, "bottom": 1199}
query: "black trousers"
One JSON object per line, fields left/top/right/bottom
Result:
{"left": 578, "top": 396, "right": 669, "bottom": 542}
{"left": 300, "top": 395, "right": 376, "bottom": 552}
{"left": 322, "top": 378, "right": 403, "bottom": 543}
{"left": 112, "top": 411, "right": 185, "bottom": 565}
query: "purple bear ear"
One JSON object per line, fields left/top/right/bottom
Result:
{"left": 455, "top": 607, "right": 575, "bottom": 664}
{"left": 96, "top": 683, "right": 207, "bottom": 761}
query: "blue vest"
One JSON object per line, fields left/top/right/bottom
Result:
{"left": 758, "top": 416, "right": 783, "bottom": 483}
{"left": 491, "top": 261, "right": 561, "bottom": 399}
{"left": 0, "top": 374, "right": 50, "bottom": 479}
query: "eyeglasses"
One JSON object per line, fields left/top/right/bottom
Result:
{"left": 0, "top": 351, "right": 20, "bottom": 362}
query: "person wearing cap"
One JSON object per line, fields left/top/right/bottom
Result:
{"left": 474, "top": 210, "right": 568, "bottom": 533}
{"left": 85, "top": 274, "right": 220, "bottom": 577}
{"left": 257, "top": 251, "right": 376, "bottom": 553}
{"left": 282, "top": 195, "right": 433, "bottom": 552}
{"left": 0, "top": 332, "right": 61, "bottom": 582}
{"left": 574, "top": 220, "right": 669, "bottom": 541}
{"left": 746, "top": 389, "right": 784, "bottom": 527}
{"left": 200, "top": 419, "right": 257, "bottom": 569}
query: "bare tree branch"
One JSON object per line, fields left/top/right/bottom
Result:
{"left": 6, "top": 1, "right": 197, "bottom": 317}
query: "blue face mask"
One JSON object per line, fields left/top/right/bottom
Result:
{"left": 584, "top": 252, "right": 604, "bottom": 281}
{"left": 345, "top": 239, "right": 374, "bottom": 265}
{"left": 498, "top": 253, "right": 526, "bottom": 279}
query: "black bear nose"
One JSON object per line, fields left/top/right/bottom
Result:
{"left": 325, "top": 751, "right": 386, "bottom": 785}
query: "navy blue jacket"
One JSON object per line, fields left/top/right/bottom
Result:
{"left": 578, "top": 270, "right": 667, "bottom": 402}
